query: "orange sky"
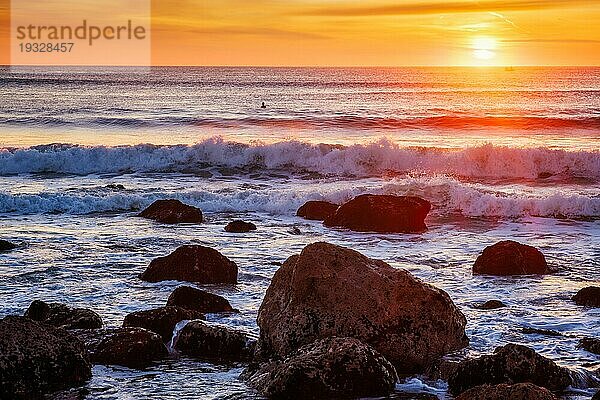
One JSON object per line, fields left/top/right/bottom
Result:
{"left": 2, "top": 0, "right": 600, "bottom": 66}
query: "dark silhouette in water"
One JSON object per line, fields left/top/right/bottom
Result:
{"left": 261, "top": 102, "right": 266, "bottom": 109}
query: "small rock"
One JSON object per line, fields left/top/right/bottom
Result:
{"left": 448, "top": 343, "right": 572, "bottom": 395}
{"left": 593, "top": 390, "right": 600, "bottom": 400}
{"left": 24, "top": 300, "right": 102, "bottom": 330}
{"left": 0, "top": 316, "right": 92, "bottom": 398}
{"left": 473, "top": 240, "right": 550, "bottom": 275}
{"left": 123, "top": 306, "right": 205, "bottom": 342}
{"left": 521, "top": 327, "right": 562, "bottom": 337}
{"left": 174, "top": 320, "right": 254, "bottom": 362}
{"left": 224, "top": 220, "right": 257, "bottom": 233}
{"left": 139, "top": 199, "right": 203, "bottom": 224}
{"left": 474, "top": 300, "right": 506, "bottom": 310}
{"left": 140, "top": 245, "right": 238, "bottom": 284}
{"left": 573, "top": 286, "right": 600, "bottom": 307}
{"left": 289, "top": 226, "right": 302, "bottom": 235}
{"left": 579, "top": 338, "right": 600, "bottom": 355}
{"left": 167, "top": 286, "right": 237, "bottom": 314}
{"left": 244, "top": 337, "right": 397, "bottom": 399}
{"left": 455, "top": 383, "right": 559, "bottom": 400}
{"left": 0, "top": 239, "right": 17, "bottom": 252}
{"left": 296, "top": 201, "right": 338, "bottom": 221}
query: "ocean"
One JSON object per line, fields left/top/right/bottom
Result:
{"left": 0, "top": 66, "right": 599, "bottom": 399}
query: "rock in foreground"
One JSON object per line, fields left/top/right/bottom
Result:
{"left": 456, "top": 383, "right": 559, "bottom": 400}
{"left": 448, "top": 343, "right": 572, "bottom": 395}
{"left": 579, "top": 338, "right": 600, "bottom": 355}
{"left": 175, "top": 321, "right": 254, "bottom": 362}
{"left": 473, "top": 240, "right": 550, "bottom": 275}
{"left": 244, "top": 337, "right": 397, "bottom": 399}
{"left": 140, "top": 245, "right": 238, "bottom": 284}
{"left": 224, "top": 220, "right": 257, "bottom": 233}
{"left": 573, "top": 286, "right": 600, "bottom": 307}
{"left": 0, "top": 240, "right": 17, "bottom": 252}
{"left": 123, "top": 306, "right": 205, "bottom": 342}
{"left": 139, "top": 199, "right": 203, "bottom": 224}
{"left": 167, "top": 286, "right": 237, "bottom": 313}
{"left": 256, "top": 242, "right": 468, "bottom": 374}
{"left": 296, "top": 201, "right": 338, "bottom": 221}
{"left": 0, "top": 316, "right": 91, "bottom": 399}
{"left": 24, "top": 300, "right": 102, "bottom": 330}
{"left": 324, "top": 194, "right": 431, "bottom": 233}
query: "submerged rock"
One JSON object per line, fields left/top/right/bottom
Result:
{"left": 24, "top": 300, "right": 102, "bottom": 330}
{"left": 0, "top": 316, "right": 91, "bottom": 399}
{"left": 579, "top": 338, "right": 600, "bottom": 355}
{"left": 521, "top": 327, "right": 562, "bottom": 337}
{"left": 123, "top": 306, "right": 205, "bottom": 342}
{"left": 175, "top": 321, "right": 255, "bottom": 362}
{"left": 140, "top": 245, "right": 238, "bottom": 284}
{"left": 573, "top": 286, "right": 600, "bottom": 307}
{"left": 296, "top": 201, "right": 338, "bottom": 221}
{"left": 0, "top": 240, "right": 17, "bottom": 252}
{"left": 256, "top": 242, "right": 468, "bottom": 374}
{"left": 244, "top": 337, "right": 397, "bottom": 399}
{"left": 224, "top": 220, "right": 257, "bottom": 233}
{"left": 455, "top": 383, "right": 559, "bottom": 400}
{"left": 323, "top": 194, "right": 431, "bottom": 233}
{"left": 474, "top": 300, "right": 506, "bottom": 310}
{"left": 448, "top": 343, "right": 572, "bottom": 395}
{"left": 139, "top": 199, "right": 203, "bottom": 224}
{"left": 473, "top": 240, "right": 550, "bottom": 275}
{"left": 167, "top": 286, "right": 237, "bottom": 313}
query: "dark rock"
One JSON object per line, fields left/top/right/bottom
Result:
{"left": 474, "top": 300, "right": 506, "bottom": 310}
{"left": 573, "top": 286, "right": 600, "bottom": 307}
{"left": 167, "top": 286, "right": 237, "bottom": 314}
{"left": 174, "top": 321, "right": 254, "bottom": 362}
{"left": 139, "top": 199, "right": 203, "bottom": 224}
{"left": 296, "top": 201, "right": 338, "bottom": 221}
{"left": 24, "top": 300, "right": 102, "bottom": 330}
{"left": 244, "top": 337, "right": 397, "bottom": 399}
{"left": 140, "top": 245, "right": 238, "bottom": 284}
{"left": 473, "top": 240, "right": 550, "bottom": 275}
{"left": 224, "top": 220, "right": 257, "bottom": 233}
{"left": 0, "top": 316, "right": 91, "bottom": 399}
{"left": 0, "top": 240, "right": 17, "bottom": 252}
{"left": 75, "top": 327, "right": 168, "bottom": 369}
{"left": 455, "top": 383, "right": 559, "bottom": 400}
{"left": 593, "top": 390, "right": 600, "bottom": 400}
{"left": 256, "top": 242, "right": 468, "bottom": 374}
{"left": 123, "top": 306, "right": 205, "bottom": 342}
{"left": 579, "top": 338, "right": 600, "bottom": 355}
{"left": 448, "top": 343, "right": 572, "bottom": 395}
{"left": 323, "top": 194, "right": 431, "bottom": 233}
{"left": 521, "top": 327, "right": 562, "bottom": 337}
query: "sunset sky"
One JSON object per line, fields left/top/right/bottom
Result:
{"left": 2, "top": 0, "right": 600, "bottom": 66}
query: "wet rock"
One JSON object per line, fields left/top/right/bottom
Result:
{"left": 0, "top": 316, "right": 92, "bottom": 399}
{"left": 76, "top": 327, "right": 168, "bottom": 369}
{"left": 323, "top": 194, "right": 431, "bottom": 233}
{"left": 296, "top": 201, "right": 339, "bottom": 221}
{"left": 167, "top": 286, "right": 238, "bottom": 314}
{"left": 139, "top": 199, "right": 203, "bottom": 224}
{"left": 573, "top": 286, "right": 600, "bottom": 307}
{"left": 123, "top": 306, "right": 205, "bottom": 342}
{"left": 174, "top": 321, "right": 255, "bottom": 362}
{"left": 244, "top": 337, "right": 397, "bottom": 399}
{"left": 448, "top": 343, "right": 572, "bottom": 395}
{"left": 579, "top": 338, "right": 600, "bottom": 355}
{"left": 140, "top": 245, "right": 238, "bottom": 284}
{"left": 593, "top": 390, "right": 600, "bottom": 400}
{"left": 455, "top": 383, "right": 559, "bottom": 400}
{"left": 256, "top": 242, "right": 468, "bottom": 374}
{"left": 473, "top": 240, "right": 550, "bottom": 275}
{"left": 224, "top": 220, "right": 257, "bottom": 233}
{"left": 0, "top": 239, "right": 17, "bottom": 252}
{"left": 521, "top": 327, "right": 562, "bottom": 337}
{"left": 474, "top": 300, "right": 506, "bottom": 310}
{"left": 24, "top": 300, "right": 102, "bottom": 330}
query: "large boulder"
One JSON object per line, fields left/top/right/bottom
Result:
{"left": 24, "top": 300, "right": 102, "bottom": 330}
{"left": 296, "top": 201, "right": 338, "bottom": 221}
{"left": 473, "top": 240, "right": 550, "bottom": 275}
{"left": 448, "top": 343, "right": 572, "bottom": 395}
{"left": 455, "top": 383, "right": 559, "bottom": 400}
{"left": 256, "top": 242, "right": 468, "bottom": 374}
{"left": 140, "top": 245, "right": 238, "bottom": 284}
{"left": 123, "top": 306, "right": 205, "bottom": 342}
{"left": 323, "top": 194, "right": 431, "bottom": 233}
{"left": 244, "top": 337, "right": 397, "bottom": 399}
{"left": 573, "top": 286, "right": 600, "bottom": 307}
{"left": 174, "top": 321, "right": 255, "bottom": 362}
{"left": 224, "top": 220, "right": 257, "bottom": 233}
{"left": 167, "top": 286, "right": 238, "bottom": 313}
{"left": 139, "top": 199, "right": 203, "bottom": 224}
{"left": 0, "top": 240, "right": 17, "bottom": 252}
{"left": 579, "top": 338, "right": 600, "bottom": 355}
{"left": 0, "top": 316, "right": 92, "bottom": 399}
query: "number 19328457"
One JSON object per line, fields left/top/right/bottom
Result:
{"left": 19, "top": 42, "right": 74, "bottom": 52}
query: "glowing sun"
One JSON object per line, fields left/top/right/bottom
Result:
{"left": 472, "top": 37, "right": 497, "bottom": 61}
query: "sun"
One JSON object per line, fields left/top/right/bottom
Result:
{"left": 472, "top": 37, "right": 497, "bottom": 61}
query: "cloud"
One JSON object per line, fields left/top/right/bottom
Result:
{"left": 504, "top": 38, "right": 600, "bottom": 43}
